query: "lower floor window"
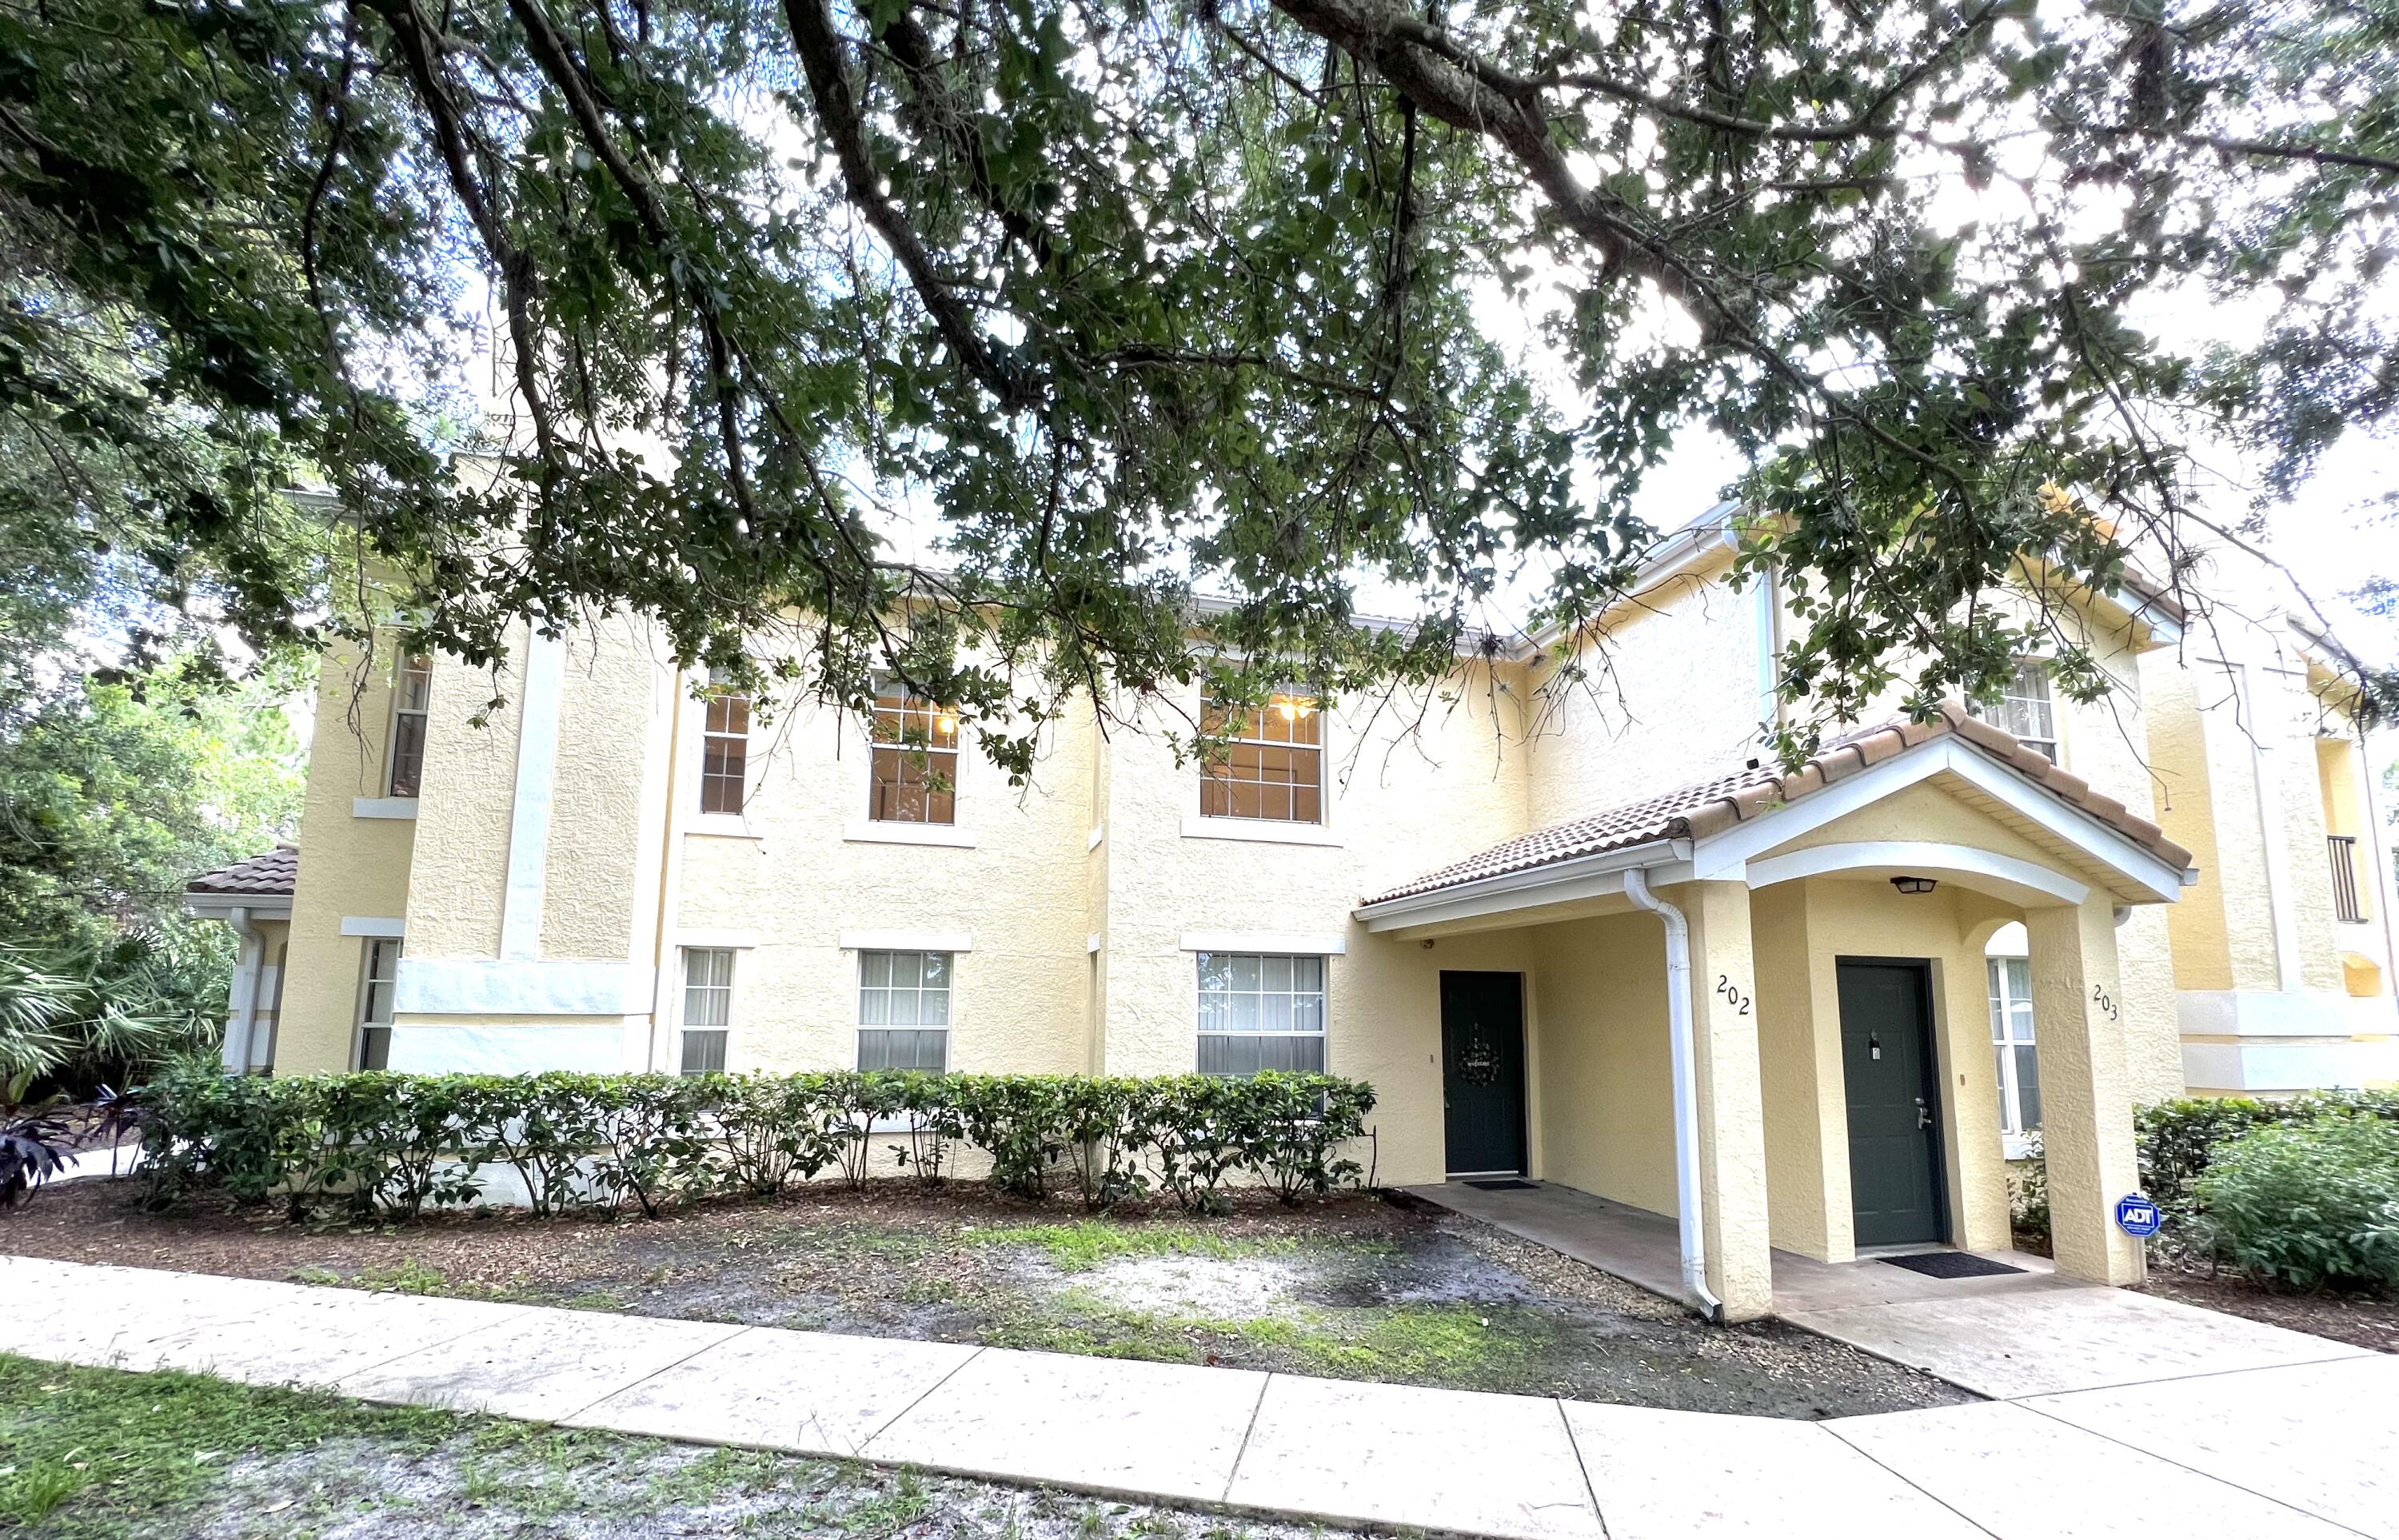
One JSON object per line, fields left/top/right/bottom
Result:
{"left": 1197, "top": 952, "right": 1325, "bottom": 1075}
{"left": 1988, "top": 956, "right": 2041, "bottom": 1139}
{"left": 681, "top": 947, "right": 732, "bottom": 1075}
{"left": 859, "top": 949, "right": 950, "bottom": 1071}
{"left": 357, "top": 936, "right": 401, "bottom": 1071}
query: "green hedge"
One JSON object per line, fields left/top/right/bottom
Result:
{"left": 2191, "top": 1113, "right": 2399, "bottom": 1293}
{"left": 2138, "top": 1089, "right": 2399, "bottom": 1212}
{"left": 134, "top": 1065, "right": 1377, "bottom": 1220}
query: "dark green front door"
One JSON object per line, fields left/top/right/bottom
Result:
{"left": 1441, "top": 971, "right": 1527, "bottom": 1176}
{"left": 1837, "top": 959, "right": 1947, "bottom": 1247}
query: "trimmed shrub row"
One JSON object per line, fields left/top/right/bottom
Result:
{"left": 2137, "top": 1089, "right": 2399, "bottom": 1211}
{"left": 135, "top": 1065, "right": 1377, "bottom": 1220}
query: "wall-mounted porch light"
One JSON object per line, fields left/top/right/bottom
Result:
{"left": 1890, "top": 875, "right": 1939, "bottom": 896}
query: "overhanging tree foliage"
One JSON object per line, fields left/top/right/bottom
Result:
{"left": 6, "top": 0, "right": 2395, "bottom": 766}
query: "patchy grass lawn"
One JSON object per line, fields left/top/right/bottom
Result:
{"left": 0, "top": 1354, "right": 1343, "bottom": 1540}
{"left": 6, "top": 1178, "right": 1970, "bottom": 1418}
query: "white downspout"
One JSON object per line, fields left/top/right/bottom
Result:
{"left": 1623, "top": 866, "right": 1722, "bottom": 1319}
{"left": 220, "top": 906, "right": 263, "bottom": 1074}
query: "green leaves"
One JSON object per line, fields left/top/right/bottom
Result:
{"left": 136, "top": 1067, "right": 1381, "bottom": 1219}
{"left": 11, "top": 0, "right": 2398, "bottom": 756}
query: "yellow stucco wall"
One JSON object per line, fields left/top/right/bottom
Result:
{"left": 1525, "top": 555, "right": 1769, "bottom": 827}
{"left": 1525, "top": 911, "right": 1678, "bottom": 1215}
{"left": 277, "top": 637, "right": 418, "bottom": 1074}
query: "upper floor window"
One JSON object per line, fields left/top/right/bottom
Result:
{"left": 700, "top": 692, "right": 749, "bottom": 815}
{"left": 1975, "top": 659, "right": 2058, "bottom": 763}
{"left": 1197, "top": 952, "right": 1326, "bottom": 1075}
{"left": 869, "top": 689, "right": 960, "bottom": 825}
{"left": 357, "top": 936, "right": 401, "bottom": 1071}
{"left": 1199, "top": 691, "right": 1322, "bottom": 824}
{"left": 1987, "top": 954, "right": 2041, "bottom": 1143}
{"left": 859, "top": 949, "right": 951, "bottom": 1071}
{"left": 386, "top": 653, "right": 433, "bottom": 797}
{"left": 680, "top": 947, "right": 732, "bottom": 1075}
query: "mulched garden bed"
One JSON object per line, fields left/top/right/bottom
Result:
{"left": 4, "top": 1176, "right": 1971, "bottom": 1420}
{"left": 2136, "top": 1258, "right": 2399, "bottom": 1354}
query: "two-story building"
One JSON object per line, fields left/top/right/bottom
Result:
{"left": 182, "top": 510, "right": 2388, "bottom": 1319}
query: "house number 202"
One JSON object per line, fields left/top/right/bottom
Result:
{"left": 1715, "top": 974, "right": 1753, "bottom": 1016}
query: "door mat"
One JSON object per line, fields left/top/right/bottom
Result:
{"left": 1465, "top": 1179, "right": 1538, "bottom": 1191}
{"left": 1881, "top": 1251, "right": 2026, "bottom": 1279}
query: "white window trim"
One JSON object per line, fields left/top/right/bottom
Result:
{"left": 843, "top": 817, "right": 979, "bottom": 849}
{"left": 1989, "top": 952, "right": 2039, "bottom": 1149}
{"left": 677, "top": 945, "right": 736, "bottom": 1075}
{"left": 1196, "top": 689, "right": 1335, "bottom": 832}
{"left": 340, "top": 916, "right": 407, "bottom": 939}
{"left": 352, "top": 796, "right": 420, "bottom": 820}
{"left": 1194, "top": 949, "right": 1331, "bottom": 1075}
{"left": 697, "top": 690, "right": 752, "bottom": 819}
{"left": 381, "top": 651, "right": 433, "bottom": 800}
{"left": 840, "top": 928, "right": 973, "bottom": 953}
{"left": 1180, "top": 813, "right": 1343, "bottom": 847}
{"left": 353, "top": 934, "right": 403, "bottom": 1071}
{"left": 855, "top": 946, "right": 956, "bottom": 1075}
{"left": 863, "top": 687, "right": 967, "bottom": 830}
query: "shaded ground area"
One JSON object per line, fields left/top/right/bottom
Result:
{"left": 2137, "top": 1258, "right": 2399, "bottom": 1355}
{"left": 3, "top": 1178, "right": 1969, "bottom": 1418}
{"left": 0, "top": 1354, "right": 1340, "bottom": 1540}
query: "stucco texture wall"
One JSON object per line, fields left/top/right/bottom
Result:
{"left": 1524, "top": 912, "right": 1676, "bottom": 1215}
{"left": 277, "top": 638, "right": 417, "bottom": 1074}
{"left": 671, "top": 684, "right": 1097, "bottom": 1079}
{"left": 1096, "top": 672, "right": 1535, "bottom": 1187}
{"left": 1525, "top": 558, "right": 1768, "bottom": 828}
{"left": 400, "top": 627, "right": 530, "bottom": 964}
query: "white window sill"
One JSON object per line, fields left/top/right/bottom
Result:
{"left": 687, "top": 814, "right": 761, "bottom": 840}
{"left": 2002, "top": 1134, "right": 2038, "bottom": 1162}
{"left": 843, "top": 819, "right": 979, "bottom": 849}
{"left": 353, "top": 797, "right": 419, "bottom": 820}
{"left": 1180, "top": 813, "right": 1342, "bottom": 848}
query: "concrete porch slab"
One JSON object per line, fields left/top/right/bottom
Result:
{"left": 1559, "top": 1400, "right": 1986, "bottom": 1538}
{"left": 1227, "top": 1374, "right": 1603, "bottom": 1540}
{"left": 564, "top": 1327, "right": 984, "bottom": 1457}
{"left": 1786, "top": 1286, "right": 2371, "bottom": 1399}
{"left": 863, "top": 1347, "right": 1268, "bottom": 1506}
{"left": 1826, "top": 1399, "right": 2361, "bottom": 1538}
{"left": 2024, "top": 1354, "right": 2399, "bottom": 1539}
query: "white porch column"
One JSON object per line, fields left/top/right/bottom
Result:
{"left": 1679, "top": 880, "right": 1776, "bottom": 1320}
{"left": 2024, "top": 896, "right": 2146, "bottom": 1284}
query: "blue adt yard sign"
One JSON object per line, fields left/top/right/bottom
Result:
{"left": 2115, "top": 1195, "right": 2162, "bottom": 1238}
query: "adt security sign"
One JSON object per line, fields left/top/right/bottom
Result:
{"left": 2114, "top": 1195, "right": 2162, "bottom": 1238}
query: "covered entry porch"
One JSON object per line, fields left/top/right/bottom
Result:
{"left": 1355, "top": 706, "right": 2196, "bottom": 1322}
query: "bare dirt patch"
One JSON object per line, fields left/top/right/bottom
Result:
{"left": 6, "top": 1176, "right": 1972, "bottom": 1418}
{"left": 2136, "top": 1259, "right": 2399, "bottom": 1354}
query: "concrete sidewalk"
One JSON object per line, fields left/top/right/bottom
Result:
{"left": 2, "top": 1255, "right": 2390, "bottom": 1539}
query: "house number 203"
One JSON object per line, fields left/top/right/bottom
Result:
{"left": 2091, "top": 984, "right": 2120, "bottom": 1022}
{"left": 1715, "top": 974, "right": 1753, "bottom": 1016}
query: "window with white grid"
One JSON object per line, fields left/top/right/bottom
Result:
{"left": 700, "top": 692, "right": 749, "bottom": 815}
{"left": 357, "top": 936, "right": 401, "bottom": 1071}
{"left": 680, "top": 948, "right": 732, "bottom": 1074}
{"left": 1974, "top": 659, "right": 2058, "bottom": 762}
{"left": 386, "top": 654, "right": 432, "bottom": 797}
{"left": 859, "top": 950, "right": 951, "bottom": 1071}
{"left": 1196, "top": 952, "right": 1326, "bottom": 1075}
{"left": 1198, "top": 692, "right": 1323, "bottom": 823}
{"left": 1988, "top": 955, "right": 2041, "bottom": 1141}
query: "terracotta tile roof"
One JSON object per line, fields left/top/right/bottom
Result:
{"left": 1361, "top": 701, "right": 2193, "bottom": 907}
{"left": 186, "top": 845, "right": 299, "bottom": 898}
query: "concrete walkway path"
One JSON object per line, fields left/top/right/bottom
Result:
{"left": 3, "top": 1255, "right": 2391, "bottom": 1539}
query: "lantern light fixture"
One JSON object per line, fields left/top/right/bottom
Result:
{"left": 1890, "top": 875, "right": 1938, "bottom": 896}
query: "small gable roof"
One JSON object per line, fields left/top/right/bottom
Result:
{"left": 1362, "top": 702, "right": 2193, "bottom": 908}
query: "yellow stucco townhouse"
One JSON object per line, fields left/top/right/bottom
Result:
{"left": 183, "top": 513, "right": 2393, "bottom": 1320}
